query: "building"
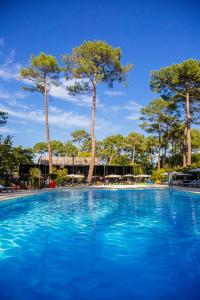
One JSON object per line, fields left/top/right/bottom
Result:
{"left": 19, "top": 164, "right": 141, "bottom": 179}
{"left": 39, "top": 156, "right": 100, "bottom": 166}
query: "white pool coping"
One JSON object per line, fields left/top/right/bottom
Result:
{"left": 0, "top": 184, "right": 199, "bottom": 203}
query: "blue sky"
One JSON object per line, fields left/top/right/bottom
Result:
{"left": 0, "top": 0, "right": 200, "bottom": 147}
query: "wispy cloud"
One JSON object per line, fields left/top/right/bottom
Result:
{"left": 0, "top": 37, "right": 4, "bottom": 47}
{"left": 50, "top": 78, "right": 102, "bottom": 107}
{"left": 105, "top": 90, "right": 124, "bottom": 96}
{"left": 0, "top": 89, "right": 30, "bottom": 111}
{"left": 0, "top": 62, "right": 21, "bottom": 81}
{"left": 0, "top": 90, "right": 26, "bottom": 100}
{"left": 124, "top": 100, "right": 143, "bottom": 121}
{"left": 124, "top": 100, "right": 143, "bottom": 111}
{"left": 0, "top": 42, "right": 20, "bottom": 80}
{"left": 0, "top": 102, "right": 90, "bottom": 129}
{"left": 0, "top": 127, "right": 18, "bottom": 134}
{"left": 126, "top": 114, "right": 141, "bottom": 121}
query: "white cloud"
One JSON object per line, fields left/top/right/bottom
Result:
{"left": 9, "top": 119, "right": 29, "bottom": 126}
{"left": 105, "top": 90, "right": 124, "bottom": 96}
{"left": 0, "top": 90, "right": 30, "bottom": 111}
{"left": 0, "top": 50, "right": 100, "bottom": 108}
{"left": 0, "top": 127, "right": 18, "bottom": 134}
{"left": 126, "top": 114, "right": 141, "bottom": 121}
{"left": 124, "top": 100, "right": 143, "bottom": 111}
{"left": 0, "top": 99, "right": 113, "bottom": 133}
{"left": 0, "top": 63, "right": 21, "bottom": 81}
{"left": 0, "top": 45, "right": 20, "bottom": 80}
{"left": 124, "top": 100, "right": 143, "bottom": 121}
{"left": 0, "top": 37, "right": 4, "bottom": 47}
{"left": 49, "top": 106, "right": 63, "bottom": 114}
{"left": 0, "top": 103, "right": 91, "bottom": 129}
{"left": 7, "top": 100, "right": 31, "bottom": 110}
{"left": 50, "top": 78, "right": 100, "bottom": 107}
{"left": 0, "top": 90, "right": 26, "bottom": 100}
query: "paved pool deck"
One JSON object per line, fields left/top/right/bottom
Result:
{"left": 0, "top": 189, "right": 55, "bottom": 202}
{"left": 0, "top": 185, "right": 199, "bottom": 203}
{"left": 173, "top": 186, "right": 200, "bottom": 194}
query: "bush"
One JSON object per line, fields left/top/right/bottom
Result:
{"left": 151, "top": 168, "right": 167, "bottom": 182}
{"left": 50, "top": 167, "right": 68, "bottom": 186}
{"left": 29, "top": 167, "right": 41, "bottom": 189}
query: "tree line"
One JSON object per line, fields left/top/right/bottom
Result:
{"left": 33, "top": 127, "right": 200, "bottom": 171}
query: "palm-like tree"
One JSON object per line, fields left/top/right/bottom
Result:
{"left": 20, "top": 53, "right": 60, "bottom": 173}
{"left": 63, "top": 41, "right": 132, "bottom": 184}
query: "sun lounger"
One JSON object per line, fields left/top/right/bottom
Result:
{"left": 173, "top": 180, "right": 184, "bottom": 186}
{"left": 187, "top": 180, "right": 199, "bottom": 187}
{"left": 190, "top": 180, "right": 200, "bottom": 188}
{"left": 0, "top": 185, "right": 14, "bottom": 193}
{"left": 182, "top": 180, "right": 193, "bottom": 187}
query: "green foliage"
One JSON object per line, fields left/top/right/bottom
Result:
{"left": 0, "top": 111, "right": 8, "bottom": 127}
{"left": 29, "top": 167, "right": 41, "bottom": 178}
{"left": 13, "top": 146, "right": 34, "bottom": 165}
{"left": 71, "top": 130, "right": 90, "bottom": 149}
{"left": 124, "top": 132, "right": 144, "bottom": 163}
{"left": 132, "top": 164, "right": 143, "bottom": 175}
{"left": 191, "top": 153, "right": 200, "bottom": 167}
{"left": 33, "top": 142, "right": 47, "bottom": 154}
{"left": 191, "top": 129, "right": 200, "bottom": 152}
{"left": 140, "top": 98, "right": 173, "bottom": 134}
{"left": 55, "top": 168, "right": 68, "bottom": 185}
{"left": 50, "top": 167, "right": 68, "bottom": 185}
{"left": 151, "top": 168, "right": 167, "bottom": 182}
{"left": 20, "top": 52, "right": 60, "bottom": 93}
{"left": 63, "top": 40, "right": 132, "bottom": 91}
{"left": 78, "top": 152, "right": 91, "bottom": 157}
{"left": 150, "top": 59, "right": 200, "bottom": 100}
{"left": 150, "top": 59, "right": 200, "bottom": 167}
{"left": 29, "top": 167, "right": 41, "bottom": 189}
{"left": 63, "top": 40, "right": 132, "bottom": 183}
{"left": 140, "top": 98, "right": 176, "bottom": 169}
{"left": 64, "top": 141, "right": 78, "bottom": 157}
{"left": 100, "top": 134, "right": 125, "bottom": 165}
{"left": 50, "top": 140, "right": 64, "bottom": 156}
{"left": 111, "top": 154, "right": 130, "bottom": 166}
{"left": 0, "top": 136, "right": 34, "bottom": 175}
{"left": 0, "top": 136, "right": 14, "bottom": 174}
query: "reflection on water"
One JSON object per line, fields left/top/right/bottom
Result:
{"left": 0, "top": 189, "right": 200, "bottom": 299}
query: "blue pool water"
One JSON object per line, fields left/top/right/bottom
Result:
{"left": 0, "top": 189, "right": 200, "bottom": 300}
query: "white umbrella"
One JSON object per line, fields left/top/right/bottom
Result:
{"left": 134, "top": 174, "right": 151, "bottom": 178}
{"left": 189, "top": 168, "right": 200, "bottom": 180}
{"left": 190, "top": 168, "right": 200, "bottom": 172}
{"left": 123, "top": 174, "right": 135, "bottom": 178}
{"left": 105, "top": 174, "right": 121, "bottom": 179}
{"left": 67, "top": 174, "right": 84, "bottom": 178}
{"left": 172, "top": 172, "right": 191, "bottom": 176}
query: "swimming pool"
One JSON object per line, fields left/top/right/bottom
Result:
{"left": 0, "top": 189, "right": 200, "bottom": 300}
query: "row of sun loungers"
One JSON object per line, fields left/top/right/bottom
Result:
{"left": 173, "top": 180, "right": 200, "bottom": 188}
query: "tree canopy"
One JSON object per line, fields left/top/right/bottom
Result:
{"left": 63, "top": 40, "right": 132, "bottom": 93}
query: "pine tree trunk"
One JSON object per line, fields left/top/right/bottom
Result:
{"left": 150, "top": 148, "right": 153, "bottom": 166}
{"left": 44, "top": 86, "right": 52, "bottom": 174}
{"left": 109, "top": 154, "right": 113, "bottom": 165}
{"left": 183, "top": 124, "right": 187, "bottom": 167}
{"left": 186, "top": 92, "right": 192, "bottom": 166}
{"left": 132, "top": 146, "right": 136, "bottom": 164}
{"left": 157, "top": 127, "right": 161, "bottom": 170}
{"left": 163, "top": 145, "right": 167, "bottom": 168}
{"left": 87, "top": 82, "right": 96, "bottom": 184}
